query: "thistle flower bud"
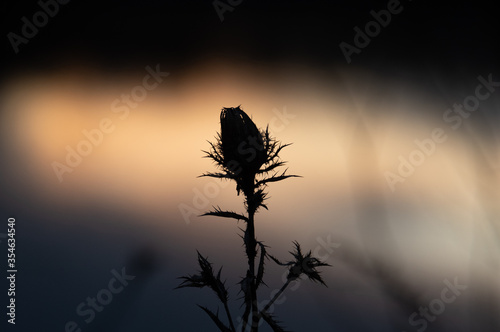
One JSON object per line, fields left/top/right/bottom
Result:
{"left": 220, "top": 106, "right": 266, "bottom": 195}
{"left": 220, "top": 106, "right": 266, "bottom": 172}
{"left": 201, "top": 105, "right": 297, "bottom": 207}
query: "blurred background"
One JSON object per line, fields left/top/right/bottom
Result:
{"left": 1, "top": 0, "right": 499, "bottom": 331}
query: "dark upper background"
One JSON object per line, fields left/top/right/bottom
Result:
{"left": 2, "top": 0, "right": 499, "bottom": 78}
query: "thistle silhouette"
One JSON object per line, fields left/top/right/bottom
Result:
{"left": 177, "top": 106, "right": 330, "bottom": 332}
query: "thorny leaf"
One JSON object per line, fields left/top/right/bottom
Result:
{"left": 201, "top": 206, "right": 249, "bottom": 222}
{"left": 257, "top": 161, "right": 286, "bottom": 174}
{"left": 176, "top": 251, "right": 229, "bottom": 303}
{"left": 270, "top": 241, "right": 331, "bottom": 286}
{"left": 199, "top": 172, "right": 235, "bottom": 180}
{"left": 255, "top": 169, "right": 301, "bottom": 188}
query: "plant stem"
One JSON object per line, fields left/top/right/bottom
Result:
{"left": 247, "top": 210, "right": 259, "bottom": 332}
{"left": 261, "top": 279, "right": 291, "bottom": 315}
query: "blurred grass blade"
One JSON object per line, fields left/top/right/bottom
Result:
{"left": 197, "top": 305, "right": 233, "bottom": 332}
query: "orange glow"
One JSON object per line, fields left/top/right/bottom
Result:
{"left": 1, "top": 62, "right": 499, "bottom": 285}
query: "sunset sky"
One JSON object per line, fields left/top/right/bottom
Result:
{"left": 1, "top": 1, "right": 500, "bottom": 331}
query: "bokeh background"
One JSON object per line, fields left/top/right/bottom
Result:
{"left": 1, "top": 1, "right": 500, "bottom": 331}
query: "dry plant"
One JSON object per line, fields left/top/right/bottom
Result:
{"left": 177, "top": 106, "right": 330, "bottom": 332}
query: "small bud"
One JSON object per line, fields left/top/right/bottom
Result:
{"left": 220, "top": 106, "right": 266, "bottom": 195}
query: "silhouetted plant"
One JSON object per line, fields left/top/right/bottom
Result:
{"left": 177, "top": 106, "right": 330, "bottom": 332}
